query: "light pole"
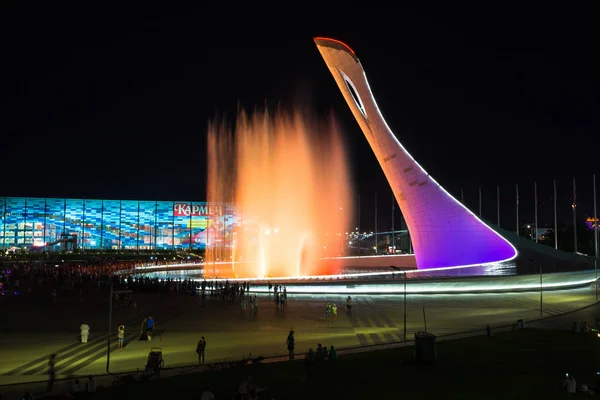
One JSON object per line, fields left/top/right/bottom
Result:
{"left": 478, "top": 185, "right": 482, "bottom": 218}
{"left": 391, "top": 196, "right": 395, "bottom": 254}
{"left": 374, "top": 194, "right": 378, "bottom": 255}
{"left": 534, "top": 182, "right": 539, "bottom": 243}
{"left": 497, "top": 185, "right": 500, "bottom": 227}
{"left": 539, "top": 264, "right": 543, "bottom": 317}
{"left": 357, "top": 195, "right": 361, "bottom": 256}
{"left": 403, "top": 272, "right": 407, "bottom": 341}
{"left": 594, "top": 175, "right": 598, "bottom": 302}
{"left": 554, "top": 180, "right": 558, "bottom": 250}
{"left": 106, "top": 282, "right": 113, "bottom": 373}
{"left": 595, "top": 258, "right": 598, "bottom": 302}
{"left": 516, "top": 184, "right": 519, "bottom": 236}
{"left": 573, "top": 177, "right": 578, "bottom": 253}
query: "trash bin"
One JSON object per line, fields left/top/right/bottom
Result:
{"left": 414, "top": 331, "right": 437, "bottom": 363}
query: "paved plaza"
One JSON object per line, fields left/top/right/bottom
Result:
{"left": 0, "top": 280, "right": 597, "bottom": 391}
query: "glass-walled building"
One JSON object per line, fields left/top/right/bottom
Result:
{"left": 0, "top": 197, "right": 237, "bottom": 251}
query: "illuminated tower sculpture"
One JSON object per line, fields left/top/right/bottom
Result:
{"left": 315, "top": 38, "right": 517, "bottom": 269}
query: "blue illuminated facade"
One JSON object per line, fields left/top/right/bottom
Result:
{"left": 0, "top": 197, "right": 236, "bottom": 251}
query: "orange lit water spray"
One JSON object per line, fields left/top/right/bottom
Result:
{"left": 206, "top": 109, "right": 353, "bottom": 278}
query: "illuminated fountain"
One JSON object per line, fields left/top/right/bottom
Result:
{"left": 206, "top": 109, "right": 353, "bottom": 278}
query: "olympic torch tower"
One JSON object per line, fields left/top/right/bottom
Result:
{"left": 315, "top": 37, "right": 517, "bottom": 269}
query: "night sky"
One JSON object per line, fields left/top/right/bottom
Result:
{"left": 1, "top": 6, "right": 598, "bottom": 231}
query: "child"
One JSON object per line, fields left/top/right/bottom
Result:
{"left": 117, "top": 325, "right": 125, "bottom": 349}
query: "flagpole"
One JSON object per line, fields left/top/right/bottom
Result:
{"left": 594, "top": 175, "right": 598, "bottom": 258}
{"left": 516, "top": 184, "right": 520, "bottom": 236}
{"left": 534, "top": 181, "right": 538, "bottom": 243}
{"left": 407, "top": 211, "right": 412, "bottom": 254}
{"left": 374, "top": 194, "right": 378, "bottom": 255}
{"left": 593, "top": 174, "right": 598, "bottom": 302}
{"left": 573, "top": 178, "right": 577, "bottom": 253}
{"left": 497, "top": 185, "right": 500, "bottom": 227}
{"left": 391, "top": 195, "right": 395, "bottom": 254}
{"left": 553, "top": 180, "right": 558, "bottom": 250}
{"left": 478, "top": 185, "right": 482, "bottom": 218}
{"left": 357, "top": 194, "right": 361, "bottom": 256}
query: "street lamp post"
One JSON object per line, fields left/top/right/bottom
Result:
{"left": 403, "top": 272, "right": 407, "bottom": 341}
{"left": 594, "top": 258, "right": 598, "bottom": 301}
{"left": 374, "top": 194, "right": 378, "bottom": 255}
{"left": 391, "top": 196, "right": 395, "bottom": 254}
{"left": 539, "top": 264, "right": 543, "bottom": 317}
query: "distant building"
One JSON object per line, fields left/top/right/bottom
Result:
{"left": 520, "top": 223, "right": 555, "bottom": 242}
{"left": 0, "top": 197, "right": 236, "bottom": 251}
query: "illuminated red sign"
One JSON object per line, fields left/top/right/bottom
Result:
{"left": 173, "top": 204, "right": 224, "bottom": 217}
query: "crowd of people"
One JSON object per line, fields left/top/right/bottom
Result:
{"left": 306, "top": 343, "right": 338, "bottom": 363}
{"left": 0, "top": 259, "right": 137, "bottom": 294}
{"left": 2, "top": 256, "right": 348, "bottom": 400}
{"left": 0, "top": 258, "right": 213, "bottom": 299}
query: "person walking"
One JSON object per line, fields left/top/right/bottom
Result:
{"left": 80, "top": 321, "right": 90, "bottom": 343}
{"left": 147, "top": 316, "right": 155, "bottom": 340}
{"left": 196, "top": 336, "right": 207, "bottom": 364}
{"left": 286, "top": 330, "right": 295, "bottom": 360}
{"left": 140, "top": 317, "right": 148, "bottom": 340}
{"left": 117, "top": 325, "right": 125, "bottom": 349}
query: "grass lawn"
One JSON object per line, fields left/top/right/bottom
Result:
{"left": 89, "top": 328, "right": 600, "bottom": 399}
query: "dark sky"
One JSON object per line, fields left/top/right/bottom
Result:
{"left": 1, "top": 6, "right": 598, "bottom": 230}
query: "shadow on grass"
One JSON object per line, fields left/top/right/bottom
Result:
{"left": 89, "top": 328, "right": 599, "bottom": 399}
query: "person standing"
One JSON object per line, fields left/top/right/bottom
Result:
{"left": 140, "top": 317, "right": 147, "bottom": 340}
{"left": 117, "top": 325, "right": 125, "bottom": 349}
{"left": 86, "top": 375, "right": 97, "bottom": 392}
{"left": 47, "top": 354, "right": 56, "bottom": 392}
{"left": 196, "top": 336, "right": 207, "bottom": 364}
{"left": 286, "top": 330, "right": 295, "bottom": 360}
{"left": 147, "top": 316, "right": 155, "bottom": 340}
{"left": 346, "top": 296, "right": 353, "bottom": 316}
{"left": 80, "top": 321, "right": 90, "bottom": 343}
{"left": 240, "top": 298, "right": 246, "bottom": 316}
{"left": 71, "top": 378, "right": 84, "bottom": 393}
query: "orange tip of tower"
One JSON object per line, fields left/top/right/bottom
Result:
{"left": 314, "top": 37, "right": 356, "bottom": 55}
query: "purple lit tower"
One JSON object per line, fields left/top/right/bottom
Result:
{"left": 315, "top": 38, "right": 517, "bottom": 269}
